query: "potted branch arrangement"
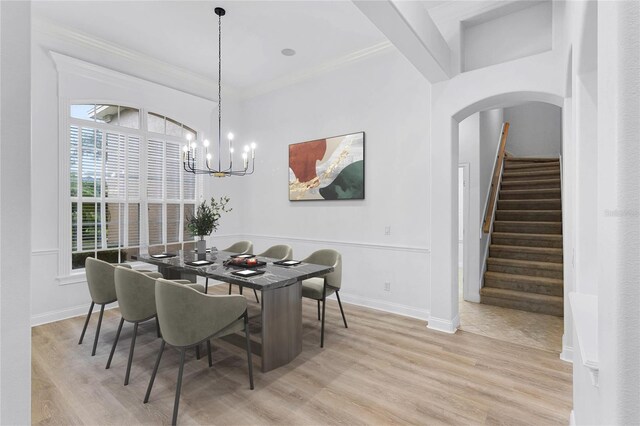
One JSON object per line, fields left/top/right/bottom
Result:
{"left": 187, "top": 196, "right": 232, "bottom": 259}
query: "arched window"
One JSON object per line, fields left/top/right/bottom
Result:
{"left": 69, "top": 104, "right": 197, "bottom": 269}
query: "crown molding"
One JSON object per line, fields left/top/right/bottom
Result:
{"left": 33, "top": 17, "right": 225, "bottom": 100}
{"left": 239, "top": 40, "right": 395, "bottom": 99}
{"left": 33, "top": 17, "right": 394, "bottom": 102}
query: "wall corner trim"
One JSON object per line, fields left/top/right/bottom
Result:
{"left": 560, "top": 345, "right": 573, "bottom": 363}
{"left": 426, "top": 315, "right": 459, "bottom": 334}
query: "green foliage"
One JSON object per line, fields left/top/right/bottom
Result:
{"left": 186, "top": 196, "right": 232, "bottom": 238}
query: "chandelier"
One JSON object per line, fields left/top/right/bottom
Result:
{"left": 183, "top": 7, "right": 256, "bottom": 177}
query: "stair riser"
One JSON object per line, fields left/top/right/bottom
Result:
{"left": 500, "top": 190, "right": 561, "bottom": 200}
{"left": 491, "top": 236, "right": 563, "bottom": 248}
{"left": 494, "top": 222, "right": 562, "bottom": 234}
{"left": 480, "top": 296, "right": 563, "bottom": 316}
{"left": 501, "top": 180, "right": 561, "bottom": 189}
{"left": 504, "top": 163, "right": 560, "bottom": 171}
{"left": 484, "top": 275, "right": 563, "bottom": 296}
{"left": 505, "top": 158, "right": 559, "bottom": 163}
{"left": 495, "top": 211, "right": 562, "bottom": 222}
{"left": 502, "top": 172, "right": 560, "bottom": 181}
{"left": 497, "top": 200, "right": 562, "bottom": 210}
{"left": 487, "top": 263, "right": 563, "bottom": 279}
{"left": 489, "top": 247, "right": 563, "bottom": 263}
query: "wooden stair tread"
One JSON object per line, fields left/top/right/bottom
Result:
{"left": 492, "top": 232, "right": 562, "bottom": 240}
{"left": 503, "top": 169, "right": 560, "bottom": 178}
{"left": 498, "top": 199, "right": 561, "bottom": 207}
{"left": 490, "top": 244, "right": 562, "bottom": 255}
{"left": 502, "top": 178, "right": 561, "bottom": 186}
{"left": 505, "top": 157, "right": 559, "bottom": 162}
{"left": 494, "top": 220, "right": 562, "bottom": 226}
{"left": 500, "top": 188, "right": 560, "bottom": 194}
{"left": 484, "top": 271, "right": 563, "bottom": 286}
{"left": 504, "top": 162, "right": 560, "bottom": 170}
{"left": 496, "top": 209, "right": 562, "bottom": 213}
{"left": 487, "top": 257, "right": 563, "bottom": 270}
{"left": 480, "top": 287, "right": 563, "bottom": 303}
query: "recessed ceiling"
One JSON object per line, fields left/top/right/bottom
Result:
{"left": 32, "top": 1, "right": 387, "bottom": 91}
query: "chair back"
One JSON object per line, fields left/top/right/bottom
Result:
{"left": 114, "top": 267, "right": 157, "bottom": 322}
{"left": 155, "top": 279, "right": 247, "bottom": 347}
{"left": 257, "top": 244, "right": 293, "bottom": 261}
{"left": 223, "top": 240, "right": 253, "bottom": 254}
{"left": 302, "top": 249, "right": 342, "bottom": 290}
{"left": 85, "top": 257, "right": 130, "bottom": 304}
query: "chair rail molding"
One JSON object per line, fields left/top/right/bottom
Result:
{"left": 240, "top": 233, "right": 430, "bottom": 254}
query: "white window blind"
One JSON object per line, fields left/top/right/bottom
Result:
{"left": 70, "top": 104, "right": 199, "bottom": 269}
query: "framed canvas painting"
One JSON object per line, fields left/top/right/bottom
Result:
{"left": 288, "top": 131, "right": 365, "bottom": 201}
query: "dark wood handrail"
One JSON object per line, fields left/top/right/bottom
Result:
{"left": 482, "top": 122, "right": 510, "bottom": 234}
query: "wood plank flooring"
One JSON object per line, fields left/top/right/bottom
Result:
{"left": 32, "top": 284, "right": 572, "bottom": 425}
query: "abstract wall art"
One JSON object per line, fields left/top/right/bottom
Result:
{"left": 288, "top": 131, "right": 365, "bottom": 201}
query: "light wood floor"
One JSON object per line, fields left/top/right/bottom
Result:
{"left": 33, "top": 284, "right": 572, "bottom": 425}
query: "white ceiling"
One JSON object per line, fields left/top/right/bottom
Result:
{"left": 33, "top": 1, "right": 387, "bottom": 91}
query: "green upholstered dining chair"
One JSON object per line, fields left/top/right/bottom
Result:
{"left": 144, "top": 278, "right": 254, "bottom": 426}
{"left": 257, "top": 244, "right": 293, "bottom": 262}
{"left": 221, "top": 241, "right": 260, "bottom": 302}
{"left": 79, "top": 257, "right": 132, "bottom": 356}
{"left": 301, "top": 249, "right": 348, "bottom": 348}
{"left": 244, "top": 244, "right": 294, "bottom": 303}
{"left": 106, "top": 267, "right": 204, "bottom": 386}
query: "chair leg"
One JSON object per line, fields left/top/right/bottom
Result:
{"left": 228, "top": 283, "right": 232, "bottom": 294}
{"left": 144, "top": 340, "right": 165, "bottom": 404}
{"left": 195, "top": 344, "right": 200, "bottom": 360}
{"left": 106, "top": 317, "right": 124, "bottom": 369}
{"left": 78, "top": 301, "right": 95, "bottom": 344}
{"left": 205, "top": 277, "right": 209, "bottom": 294}
{"left": 156, "top": 316, "right": 161, "bottom": 338}
{"left": 239, "top": 286, "right": 244, "bottom": 295}
{"left": 206, "top": 340, "right": 212, "bottom": 367}
{"left": 172, "top": 348, "right": 187, "bottom": 426}
{"left": 124, "top": 322, "right": 139, "bottom": 386}
{"left": 336, "top": 291, "right": 348, "bottom": 329}
{"left": 320, "top": 286, "right": 327, "bottom": 348}
{"left": 317, "top": 300, "right": 321, "bottom": 321}
{"left": 244, "top": 313, "right": 254, "bottom": 390}
{"left": 253, "top": 289, "right": 259, "bottom": 304}
{"left": 91, "top": 304, "right": 105, "bottom": 356}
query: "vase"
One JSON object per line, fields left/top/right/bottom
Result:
{"left": 196, "top": 238, "right": 207, "bottom": 260}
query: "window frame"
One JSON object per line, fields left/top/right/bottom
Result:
{"left": 62, "top": 100, "right": 201, "bottom": 276}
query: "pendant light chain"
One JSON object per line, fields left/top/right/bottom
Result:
{"left": 218, "top": 11, "right": 222, "bottom": 172}
{"left": 181, "top": 7, "right": 256, "bottom": 177}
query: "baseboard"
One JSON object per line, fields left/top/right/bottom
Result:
{"left": 569, "top": 410, "right": 575, "bottom": 426}
{"left": 427, "top": 314, "right": 459, "bottom": 334}
{"left": 338, "top": 293, "right": 429, "bottom": 321}
{"left": 560, "top": 345, "right": 574, "bottom": 363}
{"left": 31, "top": 302, "right": 119, "bottom": 327}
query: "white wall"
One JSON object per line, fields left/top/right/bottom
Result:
{"left": 570, "top": 1, "right": 640, "bottom": 424}
{"left": 226, "top": 50, "right": 431, "bottom": 319}
{"left": 457, "top": 109, "right": 503, "bottom": 303}
{"left": 458, "top": 114, "right": 480, "bottom": 302}
{"left": 478, "top": 109, "right": 504, "bottom": 273}
{"left": 29, "top": 26, "right": 227, "bottom": 325}
{"left": 503, "top": 101, "right": 562, "bottom": 157}
{"left": 462, "top": 1, "right": 552, "bottom": 72}
{"left": 0, "top": 2, "right": 32, "bottom": 423}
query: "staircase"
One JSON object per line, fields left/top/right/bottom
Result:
{"left": 481, "top": 157, "right": 564, "bottom": 316}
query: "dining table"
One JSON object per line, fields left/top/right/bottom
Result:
{"left": 135, "top": 249, "right": 333, "bottom": 372}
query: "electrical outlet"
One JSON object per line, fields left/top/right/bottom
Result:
{"left": 384, "top": 282, "right": 391, "bottom": 291}
{"left": 384, "top": 226, "right": 391, "bottom": 235}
